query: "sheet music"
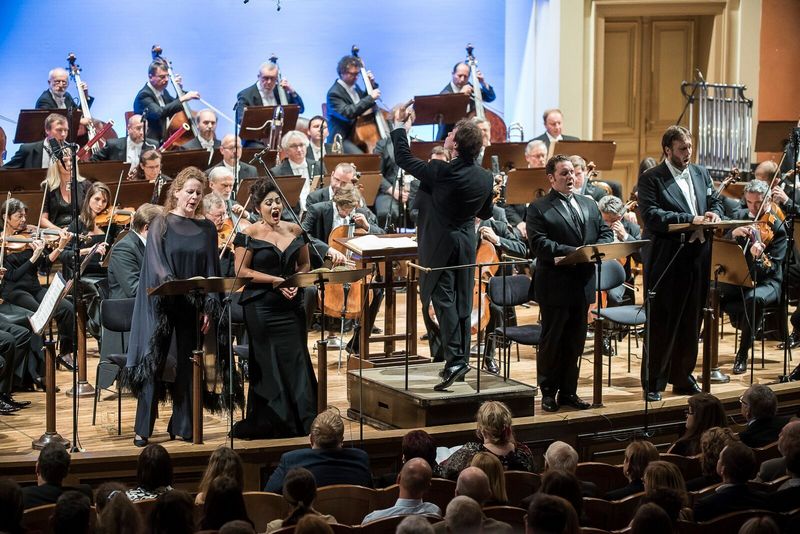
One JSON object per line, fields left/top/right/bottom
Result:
{"left": 347, "top": 234, "right": 417, "bottom": 253}
{"left": 29, "top": 272, "right": 71, "bottom": 335}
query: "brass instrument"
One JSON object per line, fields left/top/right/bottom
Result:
{"left": 331, "top": 133, "right": 344, "bottom": 155}
{"left": 506, "top": 122, "right": 524, "bottom": 142}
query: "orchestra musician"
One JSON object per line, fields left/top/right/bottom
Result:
{"left": 126, "top": 167, "right": 228, "bottom": 447}
{"left": 90, "top": 115, "right": 156, "bottom": 166}
{"left": 206, "top": 135, "right": 258, "bottom": 180}
{"left": 107, "top": 203, "right": 161, "bottom": 299}
{"left": 325, "top": 55, "right": 380, "bottom": 154}
{"left": 235, "top": 61, "right": 305, "bottom": 124}
{"left": 571, "top": 156, "right": 606, "bottom": 202}
{"left": 637, "top": 125, "right": 723, "bottom": 402}
{"left": 527, "top": 154, "right": 614, "bottom": 412}
{"left": 61, "top": 182, "right": 111, "bottom": 275}
{"left": 524, "top": 140, "right": 547, "bottom": 169}
{"left": 203, "top": 192, "right": 236, "bottom": 276}
{"left": 597, "top": 195, "right": 642, "bottom": 307}
{"left": 530, "top": 109, "right": 580, "bottom": 155}
{"left": 392, "top": 110, "right": 494, "bottom": 391}
{"left": 39, "top": 147, "right": 91, "bottom": 229}
{"left": 718, "top": 179, "right": 786, "bottom": 375}
{"left": 230, "top": 178, "right": 317, "bottom": 439}
{"left": 436, "top": 62, "right": 496, "bottom": 140}
{"left": 305, "top": 162, "right": 357, "bottom": 208}
{"left": 0, "top": 271, "right": 34, "bottom": 414}
{"left": 180, "top": 109, "right": 220, "bottom": 151}
{"left": 270, "top": 130, "right": 317, "bottom": 214}
{"left": 130, "top": 149, "right": 171, "bottom": 204}
{"left": 207, "top": 167, "right": 254, "bottom": 222}
{"left": 35, "top": 67, "right": 93, "bottom": 112}
{"left": 306, "top": 115, "right": 332, "bottom": 163}
{"left": 504, "top": 139, "right": 548, "bottom": 240}
{"left": 133, "top": 60, "right": 200, "bottom": 143}
{"left": 3, "top": 113, "right": 69, "bottom": 170}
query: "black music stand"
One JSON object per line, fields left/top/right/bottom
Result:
{"left": 14, "top": 109, "right": 82, "bottom": 144}
{"left": 412, "top": 93, "right": 471, "bottom": 139}
{"left": 242, "top": 148, "right": 277, "bottom": 166}
{"left": 504, "top": 168, "right": 550, "bottom": 204}
{"left": 148, "top": 276, "right": 250, "bottom": 444}
{"left": 481, "top": 143, "right": 528, "bottom": 171}
{"left": 557, "top": 240, "right": 649, "bottom": 407}
{"left": 551, "top": 140, "right": 617, "bottom": 170}
{"left": 240, "top": 105, "right": 300, "bottom": 143}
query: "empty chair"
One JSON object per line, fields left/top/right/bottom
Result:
{"left": 94, "top": 297, "right": 135, "bottom": 434}
{"left": 486, "top": 275, "right": 540, "bottom": 378}
{"left": 504, "top": 470, "right": 541, "bottom": 508}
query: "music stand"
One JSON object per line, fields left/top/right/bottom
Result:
{"left": 161, "top": 149, "right": 214, "bottom": 178}
{"left": 323, "top": 154, "right": 381, "bottom": 174}
{"left": 107, "top": 181, "right": 158, "bottom": 209}
{"left": 557, "top": 240, "right": 649, "bottom": 407}
{"left": 148, "top": 276, "right": 250, "bottom": 444}
{"left": 481, "top": 143, "right": 528, "bottom": 171}
{"left": 410, "top": 141, "right": 444, "bottom": 161}
{"left": 552, "top": 140, "right": 617, "bottom": 170}
{"left": 755, "top": 120, "right": 797, "bottom": 152}
{"left": 14, "top": 109, "right": 82, "bottom": 144}
{"left": 504, "top": 168, "right": 549, "bottom": 205}
{"left": 412, "top": 93, "right": 471, "bottom": 138}
{"left": 79, "top": 161, "right": 131, "bottom": 183}
{"left": 239, "top": 105, "right": 299, "bottom": 142}
{"left": 0, "top": 168, "right": 48, "bottom": 192}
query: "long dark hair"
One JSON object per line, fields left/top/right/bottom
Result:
{"left": 676, "top": 393, "right": 727, "bottom": 453}
{"left": 283, "top": 468, "right": 318, "bottom": 526}
{"left": 200, "top": 476, "right": 252, "bottom": 531}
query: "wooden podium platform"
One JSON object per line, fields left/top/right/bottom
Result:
{"left": 347, "top": 362, "right": 538, "bottom": 428}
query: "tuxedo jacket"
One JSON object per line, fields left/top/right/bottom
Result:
{"left": 270, "top": 158, "right": 318, "bottom": 180}
{"left": 206, "top": 160, "right": 259, "bottom": 180}
{"left": 526, "top": 190, "right": 614, "bottom": 306}
{"left": 35, "top": 89, "right": 94, "bottom": 110}
{"left": 133, "top": 83, "right": 184, "bottom": 142}
{"left": 90, "top": 137, "right": 157, "bottom": 162}
{"left": 738, "top": 415, "right": 790, "bottom": 448}
{"left": 180, "top": 136, "right": 221, "bottom": 151}
{"left": 306, "top": 186, "right": 331, "bottom": 207}
{"left": 306, "top": 143, "right": 333, "bottom": 163}
{"left": 235, "top": 82, "right": 305, "bottom": 123}
{"left": 531, "top": 132, "right": 580, "bottom": 149}
{"left": 107, "top": 231, "right": 145, "bottom": 299}
{"left": 3, "top": 140, "right": 45, "bottom": 169}
{"left": 264, "top": 447, "right": 373, "bottom": 493}
{"left": 693, "top": 484, "right": 769, "bottom": 522}
{"left": 301, "top": 201, "right": 383, "bottom": 265}
{"left": 476, "top": 218, "right": 527, "bottom": 259}
{"left": 325, "top": 80, "right": 377, "bottom": 143}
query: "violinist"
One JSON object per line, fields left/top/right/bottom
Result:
{"left": 230, "top": 178, "right": 316, "bottom": 439}
{"left": 206, "top": 135, "right": 258, "bottom": 180}
{"left": 436, "top": 62, "right": 496, "bottom": 140}
{"left": 39, "top": 146, "right": 91, "bottom": 229}
{"left": 203, "top": 192, "right": 236, "bottom": 276}
{"left": 35, "top": 67, "right": 93, "bottom": 114}
{"left": 107, "top": 203, "right": 161, "bottom": 299}
{"left": 718, "top": 179, "right": 786, "bottom": 375}
{"left": 133, "top": 60, "right": 200, "bottom": 143}
{"left": 0, "top": 269, "right": 33, "bottom": 413}
{"left": 208, "top": 167, "right": 256, "bottom": 223}
{"left": 1, "top": 198, "right": 75, "bottom": 371}
{"left": 61, "top": 182, "right": 112, "bottom": 278}
{"left": 90, "top": 115, "right": 156, "bottom": 166}
{"left": 271, "top": 131, "right": 317, "bottom": 214}
{"left": 325, "top": 55, "right": 380, "bottom": 154}
{"left": 235, "top": 61, "right": 305, "bottom": 124}
{"left": 180, "top": 109, "right": 220, "bottom": 151}
{"left": 3, "top": 113, "right": 69, "bottom": 170}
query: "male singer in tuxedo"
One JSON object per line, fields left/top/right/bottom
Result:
{"left": 325, "top": 55, "right": 381, "bottom": 154}
{"left": 637, "top": 125, "right": 723, "bottom": 401}
{"left": 393, "top": 110, "right": 494, "bottom": 390}
{"left": 527, "top": 155, "right": 613, "bottom": 412}
{"left": 133, "top": 61, "right": 199, "bottom": 143}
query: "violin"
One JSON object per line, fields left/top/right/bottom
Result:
{"left": 217, "top": 219, "right": 235, "bottom": 254}
{"left": 465, "top": 44, "right": 507, "bottom": 143}
{"left": 95, "top": 207, "right": 135, "bottom": 227}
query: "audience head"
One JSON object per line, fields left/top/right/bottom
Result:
{"left": 643, "top": 461, "right": 687, "bottom": 506}
{"left": 136, "top": 443, "right": 173, "bottom": 491}
{"left": 455, "top": 466, "right": 492, "bottom": 506}
{"left": 310, "top": 409, "right": 345, "bottom": 449}
{"left": 781, "top": 421, "right": 800, "bottom": 477}
{"left": 201, "top": 476, "right": 251, "bottom": 531}
{"left": 630, "top": 503, "right": 672, "bottom": 534}
{"left": 639, "top": 488, "right": 684, "bottom": 529}
{"left": 717, "top": 442, "right": 757, "bottom": 484}
{"left": 470, "top": 451, "right": 508, "bottom": 504}
{"left": 623, "top": 440, "right": 659, "bottom": 482}
{"left": 445, "top": 495, "right": 483, "bottom": 534}
{"left": 398, "top": 458, "right": 433, "bottom": 500}
{"left": 544, "top": 441, "right": 578, "bottom": 474}
{"left": 0, "top": 479, "right": 23, "bottom": 534}
{"left": 282, "top": 468, "right": 318, "bottom": 526}
{"left": 396, "top": 514, "right": 435, "bottom": 534}
{"left": 219, "top": 520, "right": 256, "bottom": 534}
{"left": 52, "top": 490, "right": 91, "bottom": 534}
{"left": 539, "top": 469, "right": 583, "bottom": 522}
{"left": 150, "top": 490, "right": 195, "bottom": 534}
{"left": 476, "top": 400, "right": 514, "bottom": 446}
{"left": 699, "top": 427, "right": 739, "bottom": 477}
{"left": 295, "top": 513, "right": 334, "bottom": 534}
{"left": 36, "top": 442, "right": 71, "bottom": 485}
{"left": 402, "top": 429, "right": 437, "bottom": 467}
{"left": 741, "top": 384, "right": 778, "bottom": 421}
{"left": 95, "top": 482, "right": 142, "bottom": 534}
{"left": 199, "top": 447, "right": 244, "bottom": 498}
{"left": 684, "top": 393, "right": 728, "bottom": 440}
{"left": 525, "top": 493, "right": 580, "bottom": 534}
{"left": 738, "top": 516, "right": 780, "bottom": 534}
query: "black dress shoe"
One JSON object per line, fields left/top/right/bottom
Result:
{"left": 56, "top": 353, "right": 76, "bottom": 371}
{"left": 483, "top": 355, "right": 500, "bottom": 375}
{"left": 673, "top": 375, "right": 702, "bottom": 395}
{"left": 0, "top": 399, "right": 19, "bottom": 414}
{"left": 645, "top": 391, "right": 662, "bottom": 402}
{"left": 541, "top": 396, "right": 559, "bottom": 412}
{"left": 602, "top": 336, "right": 616, "bottom": 356}
{"left": 733, "top": 353, "right": 748, "bottom": 374}
{"left": 133, "top": 436, "right": 148, "bottom": 447}
{"left": 0, "top": 394, "right": 30, "bottom": 408}
{"left": 434, "top": 363, "right": 470, "bottom": 391}
{"left": 778, "top": 331, "right": 800, "bottom": 350}
{"left": 557, "top": 394, "right": 591, "bottom": 410}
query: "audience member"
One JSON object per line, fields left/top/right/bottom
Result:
{"left": 739, "top": 384, "right": 789, "bottom": 448}
{"left": 638, "top": 488, "right": 685, "bottom": 530}
{"left": 525, "top": 493, "right": 580, "bottom": 534}
{"left": 757, "top": 419, "right": 800, "bottom": 482}
{"left": 606, "top": 440, "right": 659, "bottom": 500}
{"left": 149, "top": 490, "right": 195, "bottom": 534}
{"left": 265, "top": 409, "right": 372, "bottom": 492}
{"left": 543, "top": 441, "right": 599, "bottom": 497}
{"left": 403, "top": 430, "right": 445, "bottom": 478}
{"left": 95, "top": 482, "right": 142, "bottom": 534}
{"left": 220, "top": 520, "right": 257, "bottom": 534}
{"left": 397, "top": 514, "right": 436, "bottom": 534}
{"left": 0, "top": 479, "right": 24, "bottom": 534}
{"left": 537, "top": 470, "right": 586, "bottom": 526}
{"left": 630, "top": 502, "right": 672, "bottom": 534}
{"left": 196, "top": 446, "right": 244, "bottom": 505}
{"left": 643, "top": 461, "right": 690, "bottom": 521}
{"left": 738, "top": 516, "right": 780, "bottom": 534}
{"left": 434, "top": 466, "right": 511, "bottom": 533}
{"left": 52, "top": 491, "right": 91, "bottom": 534}
{"left": 470, "top": 451, "right": 508, "bottom": 505}
{"left": 771, "top": 429, "right": 800, "bottom": 511}
{"left": 265, "top": 468, "right": 336, "bottom": 532}
{"left": 444, "top": 496, "right": 484, "bottom": 534}
{"left": 200, "top": 476, "right": 253, "bottom": 531}
{"left": 668, "top": 393, "right": 728, "bottom": 456}
{"left": 126, "top": 444, "right": 173, "bottom": 502}
{"left": 294, "top": 513, "right": 334, "bottom": 534}
{"left": 22, "top": 442, "right": 93, "bottom": 509}
{"left": 362, "top": 458, "right": 440, "bottom": 524}
{"left": 442, "top": 401, "right": 534, "bottom": 480}
{"left": 686, "top": 427, "right": 739, "bottom": 491}
{"left": 693, "top": 442, "right": 768, "bottom": 522}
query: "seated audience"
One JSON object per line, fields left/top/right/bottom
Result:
{"left": 363, "top": 458, "right": 440, "bottom": 524}
{"left": 0, "top": 479, "right": 23, "bottom": 534}
{"left": 265, "top": 409, "right": 372, "bottom": 492}
{"left": 149, "top": 490, "right": 195, "bottom": 534}
{"left": 53, "top": 491, "right": 91, "bottom": 534}
{"left": 266, "top": 468, "right": 336, "bottom": 533}
{"left": 738, "top": 516, "right": 780, "bottom": 534}
{"left": 94, "top": 482, "right": 142, "bottom": 534}
{"left": 686, "top": 427, "right": 739, "bottom": 491}
{"left": 643, "top": 461, "right": 690, "bottom": 521}
{"left": 442, "top": 401, "right": 534, "bottom": 480}
{"left": 738, "top": 384, "right": 789, "bottom": 448}
{"left": 638, "top": 488, "right": 685, "bottom": 530}
{"left": 200, "top": 476, "right": 253, "bottom": 531}
{"left": 630, "top": 503, "right": 672, "bottom": 534}
{"left": 196, "top": 446, "right": 244, "bottom": 505}
{"left": 525, "top": 494, "right": 580, "bottom": 534}
{"left": 295, "top": 514, "right": 334, "bottom": 534}
{"left": 693, "top": 442, "right": 768, "bottom": 522}
{"left": 397, "top": 514, "right": 436, "bottom": 534}
{"left": 757, "top": 419, "right": 800, "bottom": 482}
{"left": 220, "top": 520, "right": 257, "bottom": 534}
{"left": 434, "top": 466, "right": 512, "bottom": 533}
{"left": 22, "top": 442, "right": 93, "bottom": 509}
{"left": 126, "top": 444, "right": 173, "bottom": 502}
{"left": 376, "top": 429, "right": 444, "bottom": 488}
{"left": 543, "top": 441, "right": 599, "bottom": 497}
{"left": 606, "top": 440, "right": 659, "bottom": 500}
{"left": 668, "top": 393, "right": 728, "bottom": 456}
{"left": 470, "top": 452, "right": 508, "bottom": 506}
{"left": 771, "top": 430, "right": 800, "bottom": 511}
{"left": 536, "top": 470, "right": 586, "bottom": 526}
{"left": 444, "top": 496, "right": 484, "bottom": 534}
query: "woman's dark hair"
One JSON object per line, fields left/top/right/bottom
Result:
{"left": 95, "top": 482, "right": 142, "bottom": 534}
{"left": 249, "top": 178, "right": 280, "bottom": 209}
{"left": 79, "top": 181, "right": 111, "bottom": 229}
{"left": 198, "top": 447, "right": 244, "bottom": 498}
{"left": 53, "top": 491, "right": 91, "bottom": 534}
{"left": 631, "top": 503, "right": 672, "bottom": 534}
{"left": 283, "top": 468, "right": 318, "bottom": 526}
{"left": 150, "top": 490, "right": 195, "bottom": 534}
{"left": 136, "top": 443, "right": 173, "bottom": 491}
{"left": 639, "top": 488, "right": 684, "bottom": 529}
{"left": 676, "top": 393, "right": 727, "bottom": 455}
{"left": 0, "top": 479, "right": 24, "bottom": 534}
{"left": 402, "top": 430, "right": 437, "bottom": 467}
{"left": 540, "top": 469, "right": 584, "bottom": 523}
{"left": 201, "top": 476, "right": 252, "bottom": 531}
{"left": 0, "top": 199, "right": 27, "bottom": 231}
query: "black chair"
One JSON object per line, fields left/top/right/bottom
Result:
{"left": 486, "top": 274, "right": 540, "bottom": 378}
{"left": 93, "top": 297, "right": 135, "bottom": 434}
{"left": 226, "top": 292, "right": 249, "bottom": 383}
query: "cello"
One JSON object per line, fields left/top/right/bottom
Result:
{"left": 465, "top": 44, "right": 507, "bottom": 144}
{"left": 350, "top": 45, "right": 391, "bottom": 154}
{"left": 66, "top": 53, "right": 117, "bottom": 160}
{"left": 151, "top": 45, "right": 201, "bottom": 148}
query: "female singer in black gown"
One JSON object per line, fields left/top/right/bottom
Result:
{"left": 231, "top": 178, "right": 318, "bottom": 439}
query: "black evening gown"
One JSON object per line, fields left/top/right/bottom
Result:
{"left": 231, "top": 233, "right": 318, "bottom": 439}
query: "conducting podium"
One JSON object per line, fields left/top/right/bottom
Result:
{"left": 556, "top": 240, "right": 649, "bottom": 407}
{"left": 148, "top": 276, "right": 250, "bottom": 444}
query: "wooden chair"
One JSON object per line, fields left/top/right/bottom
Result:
{"left": 373, "top": 484, "right": 400, "bottom": 510}
{"left": 22, "top": 504, "right": 56, "bottom": 534}
{"left": 314, "top": 485, "right": 375, "bottom": 526}
{"left": 752, "top": 441, "right": 780, "bottom": 465}
{"left": 576, "top": 462, "right": 627, "bottom": 496}
{"left": 580, "top": 528, "right": 612, "bottom": 534}
{"left": 131, "top": 498, "right": 158, "bottom": 523}
{"left": 504, "top": 470, "right": 541, "bottom": 508}
{"left": 242, "top": 491, "right": 291, "bottom": 532}
{"left": 360, "top": 514, "right": 415, "bottom": 533}
{"left": 582, "top": 493, "right": 642, "bottom": 531}
{"left": 660, "top": 453, "right": 702, "bottom": 481}
{"left": 483, "top": 505, "right": 527, "bottom": 531}
{"left": 677, "top": 509, "right": 780, "bottom": 534}
{"left": 687, "top": 483, "right": 720, "bottom": 508}
{"left": 424, "top": 478, "right": 457, "bottom": 514}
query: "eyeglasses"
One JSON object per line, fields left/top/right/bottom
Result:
{"left": 263, "top": 198, "right": 282, "bottom": 206}
{"left": 222, "top": 145, "right": 241, "bottom": 151}
{"left": 287, "top": 143, "right": 305, "bottom": 150}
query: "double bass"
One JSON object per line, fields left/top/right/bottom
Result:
{"left": 151, "top": 45, "right": 201, "bottom": 148}
{"left": 465, "top": 44, "right": 507, "bottom": 144}
{"left": 268, "top": 53, "right": 290, "bottom": 106}
{"left": 66, "top": 53, "right": 117, "bottom": 160}
{"left": 350, "top": 45, "right": 391, "bottom": 154}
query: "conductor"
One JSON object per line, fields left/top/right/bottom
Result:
{"left": 392, "top": 108, "right": 494, "bottom": 391}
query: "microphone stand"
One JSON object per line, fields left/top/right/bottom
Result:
{"left": 782, "top": 128, "right": 800, "bottom": 381}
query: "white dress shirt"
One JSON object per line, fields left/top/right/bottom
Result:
{"left": 665, "top": 159, "right": 698, "bottom": 215}
{"left": 337, "top": 79, "right": 360, "bottom": 104}
{"left": 258, "top": 86, "right": 277, "bottom": 106}
{"left": 147, "top": 82, "right": 166, "bottom": 106}
{"left": 126, "top": 138, "right": 144, "bottom": 166}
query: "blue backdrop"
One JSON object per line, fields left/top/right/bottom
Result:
{"left": 1, "top": 0, "right": 517, "bottom": 156}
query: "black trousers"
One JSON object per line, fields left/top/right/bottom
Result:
{"left": 719, "top": 283, "right": 779, "bottom": 359}
{"left": 538, "top": 303, "right": 587, "bottom": 398}
{"left": 427, "top": 268, "right": 471, "bottom": 367}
